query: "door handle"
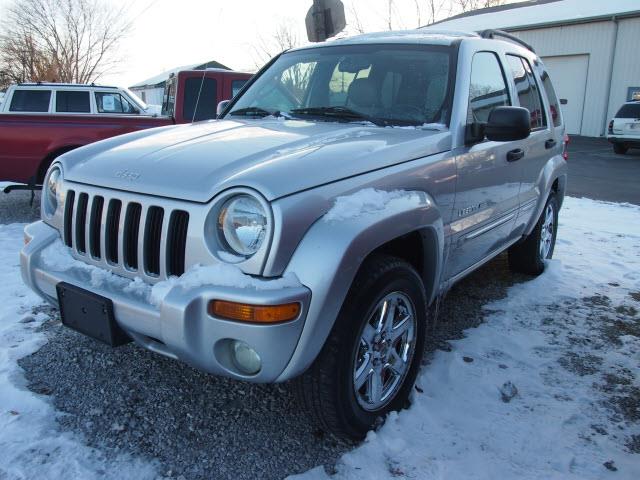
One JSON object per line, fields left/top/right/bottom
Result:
{"left": 507, "top": 148, "right": 524, "bottom": 162}
{"left": 545, "top": 139, "right": 557, "bottom": 149}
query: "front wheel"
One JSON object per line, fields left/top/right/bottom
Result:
{"left": 508, "top": 192, "right": 559, "bottom": 275}
{"left": 296, "top": 255, "right": 427, "bottom": 439}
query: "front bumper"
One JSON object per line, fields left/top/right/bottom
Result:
{"left": 21, "top": 221, "right": 311, "bottom": 382}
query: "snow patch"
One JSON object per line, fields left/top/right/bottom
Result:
{"left": 324, "top": 188, "right": 419, "bottom": 222}
{"left": 0, "top": 224, "right": 157, "bottom": 478}
{"left": 150, "top": 263, "right": 301, "bottom": 306}
{"left": 294, "top": 196, "right": 640, "bottom": 479}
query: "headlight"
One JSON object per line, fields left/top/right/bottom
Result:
{"left": 43, "top": 165, "right": 62, "bottom": 218}
{"left": 218, "top": 194, "right": 267, "bottom": 256}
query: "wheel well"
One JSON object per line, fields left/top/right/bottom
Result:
{"left": 36, "top": 146, "right": 80, "bottom": 184}
{"left": 551, "top": 178, "right": 559, "bottom": 193}
{"left": 367, "top": 229, "right": 439, "bottom": 303}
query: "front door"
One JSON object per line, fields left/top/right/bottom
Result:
{"left": 447, "top": 51, "right": 522, "bottom": 278}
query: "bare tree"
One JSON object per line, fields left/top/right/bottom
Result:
{"left": 454, "top": 0, "right": 507, "bottom": 12}
{"left": 0, "top": 0, "right": 131, "bottom": 88}
{"left": 251, "top": 19, "right": 301, "bottom": 68}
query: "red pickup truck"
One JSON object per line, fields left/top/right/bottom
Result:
{"left": 0, "top": 69, "right": 252, "bottom": 186}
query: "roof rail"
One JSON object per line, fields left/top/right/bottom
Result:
{"left": 478, "top": 29, "right": 535, "bottom": 53}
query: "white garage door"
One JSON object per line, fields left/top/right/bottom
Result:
{"left": 541, "top": 55, "right": 589, "bottom": 135}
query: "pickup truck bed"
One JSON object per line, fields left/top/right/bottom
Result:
{"left": 0, "top": 113, "right": 172, "bottom": 184}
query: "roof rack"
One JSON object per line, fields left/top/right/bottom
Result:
{"left": 478, "top": 29, "right": 535, "bottom": 53}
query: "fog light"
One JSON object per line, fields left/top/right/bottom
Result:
{"left": 232, "top": 340, "right": 261, "bottom": 375}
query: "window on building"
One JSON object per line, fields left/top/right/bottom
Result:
{"left": 506, "top": 55, "right": 547, "bottom": 129}
{"left": 55, "top": 91, "right": 91, "bottom": 113}
{"left": 95, "top": 92, "right": 138, "bottom": 114}
{"left": 9, "top": 89, "right": 51, "bottom": 112}
{"left": 468, "top": 52, "right": 510, "bottom": 123}
{"left": 231, "top": 80, "right": 247, "bottom": 98}
{"left": 183, "top": 77, "right": 217, "bottom": 121}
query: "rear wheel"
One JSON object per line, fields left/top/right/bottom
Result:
{"left": 508, "top": 192, "right": 559, "bottom": 275}
{"left": 296, "top": 255, "right": 427, "bottom": 440}
{"left": 613, "top": 143, "right": 628, "bottom": 155}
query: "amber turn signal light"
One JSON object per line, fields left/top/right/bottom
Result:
{"left": 208, "top": 300, "right": 301, "bottom": 324}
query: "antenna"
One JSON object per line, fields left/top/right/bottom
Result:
{"left": 191, "top": 66, "right": 208, "bottom": 123}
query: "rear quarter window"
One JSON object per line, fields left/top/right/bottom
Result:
{"left": 9, "top": 89, "right": 51, "bottom": 112}
{"left": 616, "top": 103, "right": 640, "bottom": 118}
{"left": 536, "top": 64, "right": 562, "bottom": 127}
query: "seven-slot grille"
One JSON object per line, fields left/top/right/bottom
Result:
{"left": 63, "top": 189, "right": 189, "bottom": 278}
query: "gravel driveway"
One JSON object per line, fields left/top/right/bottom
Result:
{"left": 2, "top": 189, "right": 525, "bottom": 479}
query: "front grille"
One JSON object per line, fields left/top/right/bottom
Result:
{"left": 64, "top": 189, "right": 190, "bottom": 279}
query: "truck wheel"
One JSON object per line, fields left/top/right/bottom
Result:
{"left": 296, "top": 255, "right": 427, "bottom": 439}
{"left": 508, "top": 192, "right": 559, "bottom": 275}
{"left": 613, "top": 143, "right": 628, "bottom": 154}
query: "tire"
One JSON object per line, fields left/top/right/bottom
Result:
{"left": 508, "top": 192, "right": 559, "bottom": 275}
{"left": 296, "top": 255, "right": 428, "bottom": 440}
{"left": 613, "top": 143, "right": 628, "bottom": 155}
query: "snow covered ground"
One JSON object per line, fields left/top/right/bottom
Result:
{"left": 1, "top": 196, "right": 639, "bottom": 479}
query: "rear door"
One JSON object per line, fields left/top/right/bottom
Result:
{"left": 448, "top": 51, "right": 521, "bottom": 278}
{"left": 505, "top": 55, "right": 560, "bottom": 233}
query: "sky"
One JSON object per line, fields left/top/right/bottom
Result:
{"left": 0, "top": 0, "right": 524, "bottom": 88}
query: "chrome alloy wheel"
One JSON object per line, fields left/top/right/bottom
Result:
{"left": 352, "top": 292, "right": 417, "bottom": 411}
{"left": 540, "top": 203, "right": 555, "bottom": 259}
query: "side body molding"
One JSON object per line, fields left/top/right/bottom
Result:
{"left": 276, "top": 191, "right": 443, "bottom": 381}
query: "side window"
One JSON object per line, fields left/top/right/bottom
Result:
{"left": 95, "top": 92, "right": 138, "bottom": 114}
{"left": 468, "top": 52, "right": 510, "bottom": 123}
{"left": 182, "top": 77, "right": 217, "bottom": 121}
{"left": 231, "top": 79, "right": 247, "bottom": 98}
{"left": 506, "top": 55, "right": 547, "bottom": 129}
{"left": 9, "top": 90, "right": 51, "bottom": 112}
{"left": 537, "top": 66, "right": 562, "bottom": 127}
{"left": 55, "top": 91, "right": 90, "bottom": 113}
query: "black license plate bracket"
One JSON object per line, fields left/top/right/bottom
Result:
{"left": 56, "top": 282, "right": 131, "bottom": 347}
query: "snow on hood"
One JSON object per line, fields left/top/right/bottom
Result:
{"left": 57, "top": 118, "right": 450, "bottom": 203}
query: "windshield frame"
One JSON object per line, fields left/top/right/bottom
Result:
{"left": 221, "top": 42, "right": 459, "bottom": 127}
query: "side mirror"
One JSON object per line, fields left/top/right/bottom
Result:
{"left": 216, "top": 100, "right": 231, "bottom": 117}
{"left": 485, "top": 106, "right": 531, "bottom": 142}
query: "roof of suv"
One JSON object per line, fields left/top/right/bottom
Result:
{"left": 15, "top": 83, "right": 119, "bottom": 89}
{"left": 290, "top": 29, "right": 534, "bottom": 55}
{"left": 291, "top": 29, "right": 477, "bottom": 51}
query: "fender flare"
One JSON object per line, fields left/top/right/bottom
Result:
{"left": 276, "top": 190, "right": 444, "bottom": 381}
{"left": 524, "top": 155, "right": 568, "bottom": 237}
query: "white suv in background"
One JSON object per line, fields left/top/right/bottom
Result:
{"left": 607, "top": 101, "right": 640, "bottom": 154}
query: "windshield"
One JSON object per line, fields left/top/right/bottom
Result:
{"left": 123, "top": 88, "right": 148, "bottom": 110}
{"left": 226, "top": 43, "right": 454, "bottom": 127}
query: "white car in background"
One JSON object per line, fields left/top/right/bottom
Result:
{"left": 607, "top": 101, "right": 640, "bottom": 154}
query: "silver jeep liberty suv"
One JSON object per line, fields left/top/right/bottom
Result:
{"left": 22, "top": 29, "right": 568, "bottom": 439}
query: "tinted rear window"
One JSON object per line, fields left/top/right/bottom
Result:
{"left": 56, "top": 90, "right": 91, "bottom": 113}
{"left": 616, "top": 103, "right": 640, "bottom": 118}
{"left": 183, "top": 77, "right": 217, "bottom": 121}
{"left": 9, "top": 90, "right": 51, "bottom": 112}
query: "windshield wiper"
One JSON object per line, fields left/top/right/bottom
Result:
{"left": 228, "top": 107, "right": 277, "bottom": 117}
{"left": 289, "top": 106, "right": 386, "bottom": 126}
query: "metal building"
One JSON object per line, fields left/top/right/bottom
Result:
{"left": 432, "top": 0, "right": 640, "bottom": 137}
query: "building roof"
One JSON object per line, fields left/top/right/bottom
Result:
{"left": 130, "top": 60, "right": 230, "bottom": 90}
{"left": 429, "top": 0, "right": 640, "bottom": 32}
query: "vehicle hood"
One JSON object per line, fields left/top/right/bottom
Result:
{"left": 60, "top": 118, "right": 451, "bottom": 202}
